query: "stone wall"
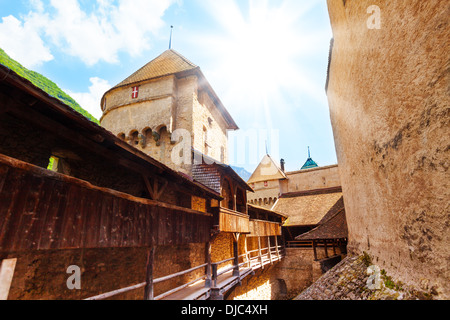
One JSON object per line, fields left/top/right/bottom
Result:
{"left": 211, "top": 233, "right": 234, "bottom": 269}
{"left": 227, "top": 248, "right": 323, "bottom": 300}
{"left": 280, "top": 165, "right": 341, "bottom": 194}
{"left": 192, "top": 89, "right": 229, "bottom": 164}
{"left": 326, "top": 0, "right": 449, "bottom": 298}
{"left": 296, "top": 254, "right": 437, "bottom": 300}
{"left": 3, "top": 244, "right": 205, "bottom": 300}
{"left": 247, "top": 179, "right": 280, "bottom": 208}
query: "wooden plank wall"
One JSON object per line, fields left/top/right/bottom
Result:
{"left": 248, "top": 220, "right": 281, "bottom": 237}
{"left": 0, "top": 155, "right": 212, "bottom": 253}
{"left": 218, "top": 207, "right": 250, "bottom": 233}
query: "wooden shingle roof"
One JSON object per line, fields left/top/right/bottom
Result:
{"left": 112, "top": 49, "right": 198, "bottom": 89}
{"left": 295, "top": 206, "right": 348, "bottom": 240}
{"left": 273, "top": 187, "right": 343, "bottom": 227}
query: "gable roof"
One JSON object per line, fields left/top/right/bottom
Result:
{"left": 112, "top": 49, "right": 198, "bottom": 89}
{"left": 247, "top": 154, "right": 287, "bottom": 184}
{"left": 192, "top": 149, "right": 254, "bottom": 192}
{"left": 272, "top": 187, "right": 343, "bottom": 227}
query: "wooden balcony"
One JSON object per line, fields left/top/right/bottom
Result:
{"left": 248, "top": 219, "right": 282, "bottom": 237}
{"left": 215, "top": 207, "right": 250, "bottom": 233}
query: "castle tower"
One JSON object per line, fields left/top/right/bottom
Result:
{"left": 100, "top": 49, "right": 238, "bottom": 175}
{"left": 246, "top": 154, "right": 287, "bottom": 209}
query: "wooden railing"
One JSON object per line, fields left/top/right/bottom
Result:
{"left": 85, "top": 244, "right": 286, "bottom": 301}
{"left": 286, "top": 240, "right": 314, "bottom": 248}
{"left": 85, "top": 262, "right": 209, "bottom": 301}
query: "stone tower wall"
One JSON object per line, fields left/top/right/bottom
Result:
{"left": 100, "top": 73, "right": 229, "bottom": 174}
{"left": 327, "top": 0, "right": 449, "bottom": 298}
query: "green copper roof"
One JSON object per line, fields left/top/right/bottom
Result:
{"left": 301, "top": 147, "right": 318, "bottom": 170}
{"left": 301, "top": 157, "right": 319, "bottom": 170}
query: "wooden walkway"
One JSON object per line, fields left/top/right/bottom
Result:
{"left": 161, "top": 249, "right": 284, "bottom": 300}
{"left": 85, "top": 245, "right": 285, "bottom": 301}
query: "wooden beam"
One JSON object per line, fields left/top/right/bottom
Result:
{"left": 267, "top": 236, "right": 273, "bottom": 264}
{"left": 155, "top": 178, "right": 168, "bottom": 200}
{"left": 143, "top": 176, "right": 155, "bottom": 199}
{"left": 144, "top": 247, "right": 155, "bottom": 300}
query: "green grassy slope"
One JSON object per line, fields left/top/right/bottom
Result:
{"left": 0, "top": 48, "right": 99, "bottom": 124}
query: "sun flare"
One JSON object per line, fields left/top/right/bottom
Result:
{"left": 198, "top": 0, "right": 327, "bottom": 115}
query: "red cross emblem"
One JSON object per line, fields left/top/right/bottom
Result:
{"left": 132, "top": 86, "right": 139, "bottom": 99}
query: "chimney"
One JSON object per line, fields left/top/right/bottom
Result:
{"left": 280, "top": 159, "right": 285, "bottom": 173}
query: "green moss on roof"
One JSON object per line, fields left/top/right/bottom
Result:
{"left": 0, "top": 48, "right": 99, "bottom": 124}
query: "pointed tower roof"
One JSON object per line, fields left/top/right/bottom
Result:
{"left": 102, "top": 49, "right": 238, "bottom": 130}
{"left": 247, "top": 154, "right": 287, "bottom": 184}
{"left": 301, "top": 147, "right": 319, "bottom": 170}
{"left": 112, "top": 49, "right": 198, "bottom": 89}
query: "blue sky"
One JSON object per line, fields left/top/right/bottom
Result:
{"left": 0, "top": 0, "right": 336, "bottom": 173}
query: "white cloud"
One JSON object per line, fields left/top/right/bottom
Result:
{"left": 0, "top": 15, "right": 53, "bottom": 68}
{"left": 0, "top": 0, "right": 176, "bottom": 67}
{"left": 43, "top": 0, "right": 175, "bottom": 65}
{"left": 65, "top": 77, "right": 112, "bottom": 120}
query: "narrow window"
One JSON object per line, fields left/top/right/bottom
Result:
{"left": 47, "top": 156, "right": 60, "bottom": 172}
{"left": 130, "top": 131, "right": 139, "bottom": 146}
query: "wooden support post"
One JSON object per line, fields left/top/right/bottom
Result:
{"left": 244, "top": 236, "right": 250, "bottom": 268}
{"left": 312, "top": 240, "right": 318, "bottom": 261}
{"left": 333, "top": 239, "right": 337, "bottom": 256}
{"left": 324, "top": 240, "right": 329, "bottom": 258}
{"left": 267, "top": 236, "right": 273, "bottom": 264}
{"left": 144, "top": 247, "right": 155, "bottom": 300}
{"left": 205, "top": 242, "right": 212, "bottom": 287}
{"left": 258, "top": 236, "right": 263, "bottom": 269}
{"left": 212, "top": 264, "right": 218, "bottom": 288}
{"left": 275, "top": 236, "right": 280, "bottom": 261}
{"left": 233, "top": 233, "right": 240, "bottom": 277}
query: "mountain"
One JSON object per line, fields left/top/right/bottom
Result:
{"left": 231, "top": 166, "right": 252, "bottom": 182}
{"left": 0, "top": 48, "right": 99, "bottom": 124}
